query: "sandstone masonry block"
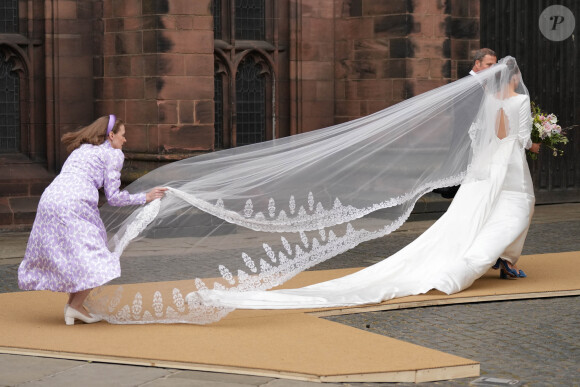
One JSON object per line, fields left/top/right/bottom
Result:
{"left": 179, "top": 100, "right": 194, "bottom": 123}
{"left": 126, "top": 100, "right": 159, "bottom": 124}
{"left": 192, "top": 16, "right": 212, "bottom": 30}
{"left": 363, "top": 0, "right": 408, "bottom": 15}
{"left": 123, "top": 124, "right": 149, "bottom": 152}
{"left": 115, "top": 31, "right": 143, "bottom": 55}
{"left": 194, "top": 100, "right": 213, "bottom": 125}
{"left": 167, "top": 0, "right": 211, "bottom": 16}
{"left": 301, "top": 61, "right": 334, "bottom": 80}
{"left": 157, "top": 76, "right": 212, "bottom": 100}
{"left": 112, "top": 0, "right": 142, "bottom": 17}
{"left": 381, "top": 59, "right": 406, "bottom": 78}
{"left": 113, "top": 77, "right": 145, "bottom": 99}
{"left": 158, "top": 100, "right": 179, "bottom": 123}
{"left": 185, "top": 54, "right": 213, "bottom": 76}
{"left": 159, "top": 124, "right": 213, "bottom": 152}
{"left": 335, "top": 18, "right": 374, "bottom": 41}
{"left": 374, "top": 15, "right": 411, "bottom": 37}
{"left": 105, "top": 55, "right": 132, "bottom": 76}
{"left": 451, "top": 18, "right": 479, "bottom": 39}
{"left": 57, "top": 1, "right": 77, "bottom": 19}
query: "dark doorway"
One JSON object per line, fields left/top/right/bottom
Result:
{"left": 481, "top": 0, "right": 580, "bottom": 203}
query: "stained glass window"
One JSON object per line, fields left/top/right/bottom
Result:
{"left": 214, "top": 63, "right": 224, "bottom": 149}
{"left": 211, "top": 0, "right": 222, "bottom": 40}
{"left": 235, "top": 57, "right": 265, "bottom": 146}
{"left": 0, "top": 0, "right": 18, "bottom": 33}
{"left": 0, "top": 60, "right": 20, "bottom": 152}
{"left": 235, "top": 0, "right": 265, "bottom": 40}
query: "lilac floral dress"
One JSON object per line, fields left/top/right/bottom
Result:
{"left": 18, "top": 140, "right": 146, "bottom": 293}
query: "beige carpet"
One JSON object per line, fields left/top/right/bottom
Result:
{"left": 0, "top": 251, "right": 578, "bottom": 383}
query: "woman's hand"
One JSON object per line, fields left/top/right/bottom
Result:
{"left": 146, "top": 187, "right": 168, "bottom": 203}
{"left": 529, "top": 143, "right": 541, "bottom": 154}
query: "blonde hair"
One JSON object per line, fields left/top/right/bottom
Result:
{"left": 61, "top": 116, "right": 124, "bottom": 152}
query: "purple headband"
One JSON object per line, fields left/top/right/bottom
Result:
{"left": 106, "top": 114, "right": 116, "bottom": 135}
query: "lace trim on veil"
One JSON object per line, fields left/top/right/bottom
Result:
{"left": 92, "top": 171, "right": 466, "bottom": 324}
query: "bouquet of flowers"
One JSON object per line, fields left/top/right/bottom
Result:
{"left": 528, "top": 102, "right": 569, "bottom": 160}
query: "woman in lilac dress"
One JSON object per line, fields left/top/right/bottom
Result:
{"left": 18, "top": 115, "right": 167, "bottom": 325}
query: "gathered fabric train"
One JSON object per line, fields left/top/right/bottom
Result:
{"left": 87, "top": 56, "right": 533, "bottom": 324}
{"left": 197, "top": 94, "right": 534, "bottom": 310}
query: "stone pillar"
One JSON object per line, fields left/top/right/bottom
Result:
{"left": 334, "top": 0, "right": 410, "bottom": 124}
{"left": 405, "top": 0, "right": 452, "bottom": 96}
{"left": 448, "top": 0, "right": 480, "bottom": 78}
{"left": 45, "top": 0, "right": 98, "bottom": 170}
{"left": 97, "top": 0, "right": 214, "bottom": 179}
{"left": 289, "top": 0, "right": 336, "bottom": 134}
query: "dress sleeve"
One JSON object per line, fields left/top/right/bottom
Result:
{"left": 518, "top": 97, "right": 533, "bottom": 149}
{"left": 103, "top": 148, "right": 147, "bottom": 207}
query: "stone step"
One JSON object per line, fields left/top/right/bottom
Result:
{"left": 0, "top": 196, "right": 40, "bottom": 229}
{"left": 0, "top": 156, "right": 55, "bottom": 229}
{"left": 0, "top": 163, "right": 54, "bottom": 198}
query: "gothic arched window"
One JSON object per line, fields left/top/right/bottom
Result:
{"left": 0, "top": 0, "right": 18, "bottom": 33}
{"left": 235, "top": 0, "right": 265, "bottom": 40}
{"left": 211, "top": 0, "right": 222, "bottom": 40}
{"left": 214, "top": 61, "right": 227, "bottom": 149}
{"left": 235, "top": 56, "right": 266, "bottom": 146}
{"left": 0, "top": 58, "right": 20, "bottom": 152}
{"left": 212, "top": 0, "right": 283, "bottom": 149}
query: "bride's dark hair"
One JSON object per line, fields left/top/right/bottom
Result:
{"left": 61, "top": 116, "right": 124, "bottom": 152}
{"left": 492, "top": 58, "right": 521, "bottom": 93}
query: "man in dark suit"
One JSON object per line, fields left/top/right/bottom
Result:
{"left": 434, "top": 48, "right": 497, "bottom": 199}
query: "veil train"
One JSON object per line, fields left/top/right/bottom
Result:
{"left": 86, "top": 57, "right": 532, "bottom": 324}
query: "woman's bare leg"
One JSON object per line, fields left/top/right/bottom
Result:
{"left": 68, "top": 289, "right": 93, "bottom": 317}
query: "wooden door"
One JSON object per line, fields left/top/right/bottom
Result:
{"left": 481, "top": 0, "right": 580, "bottom": 203}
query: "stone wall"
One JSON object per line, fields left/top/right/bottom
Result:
{"left": 45, "top": 0, "right": 98, "bottom": 169}
{"left": 449, "top": 0, "right": 480, "bottom": 79}
{"left": 332, "top": 0, "right": 479, "bottom": 124}
{"left": 289, "top": 0, "right": 336, "bottom": 133}
{"left": 48, "top": 0, "right": 479, "bottom": 170}
{"left": 97, "top": 0, "right": 214, "bottom": 179}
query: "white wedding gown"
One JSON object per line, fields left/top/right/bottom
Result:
{"left": 199, "top": 94, "right": 534, "bottom": 310}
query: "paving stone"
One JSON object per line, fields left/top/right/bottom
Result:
{"left": 0, "top": 206, "right": 578, "bottom": 386}
{"left": 262, "top": 380, "right": 340, "bottom": 387}
{"left": 142, "top": 378, "right": 257, "bottom": 387}
{"left": 16, "top": 362, "right": 173, "bottom": 387}
{"left": 326, "top": 296, "right": 580, "bottom": 386}
{"left": 0, "top": 354, "right": 83, "bottom": 385}
{"left": 168, "top": 370, "right": 274, "bottom": 385}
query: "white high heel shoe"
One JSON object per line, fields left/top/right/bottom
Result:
{"left": 64, "top": 306, "right": 102, "bottom": 325}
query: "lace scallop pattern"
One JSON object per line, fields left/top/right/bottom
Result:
{"left": 96, "top": 172, "right": 466, "bottom": 324}
{"left": 164, "top": 171, "right": 466, "bottom": 234}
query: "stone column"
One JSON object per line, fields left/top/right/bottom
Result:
{"left": 334, "top": 0, "right": 410, "bottom": 124}
{"left": 448, "top": 0, "right": 480, "bottom": 78}
{"left": 289, "top": 0, "right": 336, "bottom": 134}
{"left": 45, "top": 0, "right": 98, "bottom": 170}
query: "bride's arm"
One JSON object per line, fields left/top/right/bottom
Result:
{"left": 517, "top": 97, "right": 533, "bottom": 150}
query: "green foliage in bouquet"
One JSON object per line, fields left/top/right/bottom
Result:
{"left": 528, "top": 102, "right": 569, "bottom": 160}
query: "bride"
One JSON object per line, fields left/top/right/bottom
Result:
{"left": 196, "top": 57, "right": 539, "bottom": 309}
{"left": 87, "top": 57, "right": 539, "bottom": 324}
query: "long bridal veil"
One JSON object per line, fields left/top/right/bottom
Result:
{"left": 86, "top": 57, "right": 528, "bottom": 324}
